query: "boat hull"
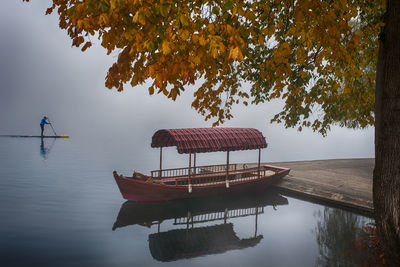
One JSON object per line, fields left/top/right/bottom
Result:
{"left": 113, "top": 165, "right": 290, "bottom": 202}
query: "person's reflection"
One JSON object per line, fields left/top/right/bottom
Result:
{"left": 40, "top": 137, "right": 50, "bottom": 160}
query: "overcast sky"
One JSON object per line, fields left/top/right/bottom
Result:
{"left": 0, "top": 1, "right": 374, "bottom": 165}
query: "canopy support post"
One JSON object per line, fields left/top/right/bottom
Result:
{"left": 193, "top": 153, "right": 196, "bottom": 177}
{"left": 226, "top": 150, "right": 230, "bottom": 188}
{"left": 159, "top": 147, "right": 162, "bottom": 178}
{"left": 188, "top": 153, "right": 192, "bottom": 193}
{"left": 258, "top": 148, "right": 261, "bottom": 178}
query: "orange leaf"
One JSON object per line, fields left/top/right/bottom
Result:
{"left": 81, "top": 41, "right": 92, "bottom": 52}
{"left": 170, "top": 88, "right": 178, "bottom": 100}
{"left": 72, "top": 36, "right": 84, "bottom": 47}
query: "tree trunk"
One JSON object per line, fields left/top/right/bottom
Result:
{"left": 374, "top": 0, "right": 400, "bottom": 265}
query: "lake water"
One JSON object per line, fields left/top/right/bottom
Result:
{"left": 0, "top": 137, "right": 372, "bottom": 267}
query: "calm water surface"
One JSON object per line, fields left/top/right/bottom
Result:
{"left": 0, "top": 137, "right": 371, "bottom": 267}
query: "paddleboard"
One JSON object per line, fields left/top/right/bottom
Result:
{"left": 0, "top": 135, "right": 70, "bottom": 138}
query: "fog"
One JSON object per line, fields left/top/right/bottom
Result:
{"left": 0, "top": 1, "right": 374, "bottom": 168}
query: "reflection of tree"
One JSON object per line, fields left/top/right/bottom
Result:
{"left": 314, "top": 208, "right": 371, "bottom": 267}
{"left": 354, "top": 223, "right": 386, "bottom": 266}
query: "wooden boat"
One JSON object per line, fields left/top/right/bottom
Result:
{"left": 113, "top": 128, "right": 290, "bottom": 202}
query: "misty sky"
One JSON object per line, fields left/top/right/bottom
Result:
{"left": 0, "top": 1, "right": 374, "bottom": 165}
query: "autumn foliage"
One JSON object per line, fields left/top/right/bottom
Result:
{"left": 25, "top": 0, "right": 384, "bottom": 134}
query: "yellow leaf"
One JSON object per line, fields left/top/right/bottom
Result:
{"left": 229, "top": 47, "right": 243, "bottom": 61}
{"left": 211, "top": 47, "right": 218, "bottom": 58}
{"left": 218, "top": 41, "right": 226, "bottom": 53}
{"left": 132, "top": 11, "right": 140, "bottom": 23}
{"left": 199, "top": 36, "right": 207, "bottom": 46}
{"left": 161, "top": 41, "right": 172, "bottom": 55}
{"left": 225, "top": 24, "right": 234, "bottom": 34}
{"left": 207, "top": 23, "right": 215, "bottom": 33}
{"left": 181, "top": 29, "right": 189, "bottom": 40}
{"left": 132, "top": 10, "right": 146, "bottom": 25}
{"left": 179, "top": 14, "right": 189, "bottom": 26}
{"left": 99, "top": 14, "right": 109, "bottom": 25}
{"left": 148, "top": 65, "right": 156, "bottom": 76}
{"left": 229, "top": 46, "right": 239, "bottom": 60}
{"left": 77, "top": 19, "right": 84, "bottom": 30}
{"left": 192, "top": 55, "right": 201, "bottom": 65}
{"left": 286, "top": 27, "right": 295, "bottom": 36}
{"left": 192, "top": 34, "right": 199, "bottom": 43}
{"left": 231, "top": 6, "right": 237, "bottom": 17}
{"left": 138, "top": 14, "right": 146, "bottom": 25}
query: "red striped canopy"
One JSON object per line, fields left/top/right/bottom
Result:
{"left": 151, "top": 128, "right": 267, "bottom": 154}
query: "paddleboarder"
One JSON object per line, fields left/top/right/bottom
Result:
{"left": 40, "top": 116, "right": 50, "bottom": 137}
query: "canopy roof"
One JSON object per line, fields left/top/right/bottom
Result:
{"left": 151, "top": 128, "right": 267, "bottom": 154}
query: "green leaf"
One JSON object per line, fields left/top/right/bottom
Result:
{"left": 147, "top": 41, "right": 156, "bottom": 52}
{"left": 212, "top": 6, "right": 220, "bottom": 15}
{"left": 160, "top": 4, "right": 171, "bottom": 17}
{"left": 222, "top": 1, "right": 234, "bottom": 13}
{"left": 88, "top": 3, "right": 95, "bottom": 14}
{"left": 196, "top": 19, "right": 203, "bottom": 28}
{"left": 154, "top": 4, "right": 160, "bottom": 15}
{"left": 68, "top": 6, "right": 76, "bottom": 17}
{"left": 155, "top": 27, "right": 165, "bottom": 37}
{"left": 99, "top": 1, "right": 108, "bottom": 13}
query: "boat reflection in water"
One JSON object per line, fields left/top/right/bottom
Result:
{"left": 113, "top": 189, "right": 288, "bottom": 262}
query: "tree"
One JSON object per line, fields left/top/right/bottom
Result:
{"left": 24, "top": 0, "right": 399, "bottom": 264}
{"left": 373, "top": 1, "right": 400, "bottom": 265}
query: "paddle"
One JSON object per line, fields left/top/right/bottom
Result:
{"left": 47, "top": 118, "right": 58, "bottom": 136}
